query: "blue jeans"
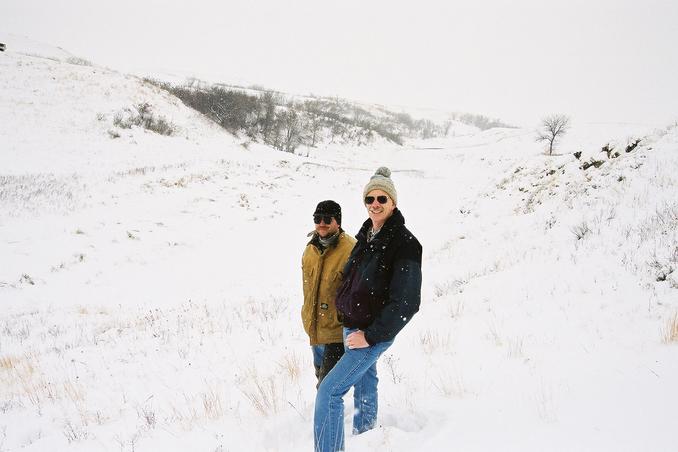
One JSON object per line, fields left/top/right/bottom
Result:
{"left": 312, "top": 345, "right": 326, "bottom": 369}
{"left": 314, "top": 328, "right": 394, "bottom": 452}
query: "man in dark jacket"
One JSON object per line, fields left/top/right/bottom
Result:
{"left": 314, "top": 167, "right": 422, "bottom": 452}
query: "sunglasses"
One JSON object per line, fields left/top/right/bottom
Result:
{"left": 364, "top": 195, "right": 389, "bottom": 205}
{"left": 313, "top": 214, "right": 334, "bottom": 225}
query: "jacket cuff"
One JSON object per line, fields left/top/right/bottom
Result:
{"left": 364, "top": 331, "right": 376, "bottom": 346}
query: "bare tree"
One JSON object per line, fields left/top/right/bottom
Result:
{"left": 302, "top": 101, "right": 324, "bottom": 147}
{"left": 274, "top": 104, "right": 303, "bottom": 153}
{"left": 536, "top": 114, "right": 570, "bottom": 155}
{"left": 258, "top": 91, "right": 278, "bottom": 142}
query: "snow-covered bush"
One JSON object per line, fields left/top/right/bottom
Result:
{"left": 65, "top": 57, "right": 93, "bottom": 67}
{"left": 113, "top": 102, "right": 175, "bottom": 136}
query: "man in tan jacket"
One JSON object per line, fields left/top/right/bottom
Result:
{"left": 302, "top": 200, "right": 356, "bottom": 384}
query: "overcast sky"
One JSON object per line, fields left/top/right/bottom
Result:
{"left": 3, "top": 0, "right": 677, "bottom": 126}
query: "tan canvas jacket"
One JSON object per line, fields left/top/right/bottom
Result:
{"left": 301, "top": 231, "right": 356, "bottom": 345}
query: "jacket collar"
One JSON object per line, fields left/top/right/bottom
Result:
{"left": 356, "top": 208, "right": 405, "bottom": 247}
{"left": 307, "top": 228, "right": 345, "bottom": 249}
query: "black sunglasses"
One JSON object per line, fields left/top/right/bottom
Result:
{"left": 313, "top": 214, "right": 334, "bottom": 225}
{"left": 364, "top": 195, "right": 388, "bottom": 205}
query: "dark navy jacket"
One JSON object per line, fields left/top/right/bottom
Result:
{"left": 335, "top": 208, "right": 422, "bottom": 345}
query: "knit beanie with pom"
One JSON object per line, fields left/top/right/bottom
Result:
{"left": 363, "top": 167, "right": 397, "bottom": 205}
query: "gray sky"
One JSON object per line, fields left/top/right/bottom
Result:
{"left": 3, "top": 0, "right": 677, "bottom": 126}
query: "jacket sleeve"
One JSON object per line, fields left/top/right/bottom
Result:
{"left": 364, "top": 238, "right": 422, "bottom": 345}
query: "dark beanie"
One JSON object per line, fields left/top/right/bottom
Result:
{"left": 314, "top": 200, "right": 342, "bottom": 225}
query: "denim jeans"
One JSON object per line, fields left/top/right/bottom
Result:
{"left": 312, "top": 345, "right": 326, "bottom": 379}
{"left": 312, "top": 345, "right": 326, "bottom": 368}
{"left": 314, "top": 328, "right": 394, "bottom": 452}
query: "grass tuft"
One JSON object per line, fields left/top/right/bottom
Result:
{"left": 661, "top": 312, "right": 678, "bottom": 343}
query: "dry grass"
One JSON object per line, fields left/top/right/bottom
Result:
{"left": 62, "top": 380, "right": 85, "bottom": 403}
{"left": 534, "top": 380, "right": 558, "bottom": 423}
{"left": 431, "top": 369, "right": 467, "bottom": 398}
{"left": 571, "top": 221, "right": 591, "bottom": 241}
{"left": 433, "top": 279, "right": 466, "bottom": 299}
{"left": 240, "top": 373, "right": 283, "bottom": 417}
{"left": 487, "top": 318, "right": 503, "bottom": 346}
{"left": 507, "top": 337, "right": 525, "bottom": 359}
{"left": 448, "top": 300, "right": 465, "bottom": 319}
{"left": 382, "top": 354, "right": 403, "bottom": 384}
{"left": 420, "top": 329, "right": 453, "bottom": 355}
{"left": 168, "top": 395, "right": 200, "bottom": 429}
{"left": 63, "top": 420, "right": 89, "bottom": 443}
{"left": 165, "top": 385, "right": 225, "bottom": 429}
{"left": 202, "top": 387, "right": 224, "bottom": 420}
{"left": 245, "top": 296, "right": 288, "bottom": 322}
{"left": 0, "top": 355, "right": 21, "bottom": 371}
{"left": 278, "top": 353, "right": 301, "bottom": 382}
{"left": 138, "top": 405, "right": 157, "bottom": 429}
{"left": 1, "top": 352, "right": 90, "bottom": 417}
{"left": 0, "top": 354, "right": 36, "bottom": 378}
{"left": 661, "top": 312, "right": 678, "bottom": 343}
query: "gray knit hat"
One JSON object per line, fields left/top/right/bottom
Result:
{"left": 363, "top": 167, "right": 397, "bottom": 205}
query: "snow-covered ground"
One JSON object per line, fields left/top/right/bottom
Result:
{"left": 1, "top": 38, "right": 677, "bottom": 451}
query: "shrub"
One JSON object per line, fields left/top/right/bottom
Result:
{"left": 113, "top": 103, "right": 175, "bottom": 136}
{"left": 626, "top": 138, "right": 642, "bottom": 153}
{"left": 571, "top": 222, "right": 590, "bottom": 240}
{"left": 452, "top": 112, "right": 515, "bottom": 130}
{"left": 581, "top": 158, "right": 604, "bottom": 170}
{"left": 66, "top": 57, "right": 93, "bottom": 67}
{"left": 143, "top": 77, "right": 478, "bottom": 151}
{"left": 601, "top": 144, "right": 615, "bottom": 159}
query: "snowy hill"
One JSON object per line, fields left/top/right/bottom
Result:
{"left": 1, "top": 41, "right": 677, "bottom": 452}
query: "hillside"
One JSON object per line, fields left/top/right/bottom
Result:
{"left": 1, "top": 39, "right": 677, "bottom": 452}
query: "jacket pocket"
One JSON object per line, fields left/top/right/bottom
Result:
{"left": 302, "top": 266, "right": 316, "bottom": 290}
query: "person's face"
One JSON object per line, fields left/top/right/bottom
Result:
{"left": 314, "top": 214, "right": 340, "bottom": 238}
{"left": 365, "top": 189, "right": 395, "bottom": 226}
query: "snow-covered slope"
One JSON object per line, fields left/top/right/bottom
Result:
{"left": 1, "top": 43, "right": 677, "bottom": 452}
{"left": 0, "top": 34, "right": 82, "bottom": 64}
